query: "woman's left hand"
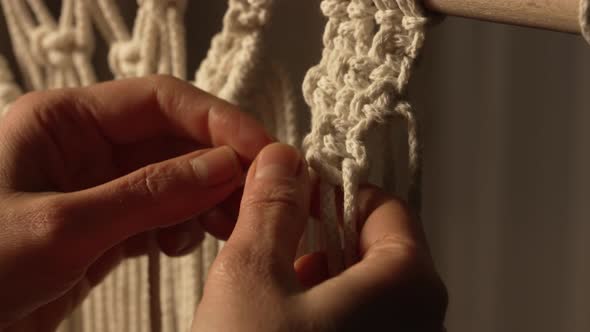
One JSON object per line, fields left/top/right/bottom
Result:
{"left": 0, "top": 75, "right": 272, "bottom": 331}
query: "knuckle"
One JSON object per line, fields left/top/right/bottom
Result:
{"left": 242, "top": 182, "right": 301, "bottom": 216}
{"left": 147, "top": 74, "right": 191, "bottom": 116}
{"left": 211, "top": 244, "right": 275, "bottom": 288}
{"left": 147, "top": 75, "right": 183, "bottom": 101}
{"left": 146, "top": 74, "right": 181, "bottom": 87}
{"left": 6, "top": 89, "right": 92, "bottom": 128}
{"left": 136, "top": 163, "right": 176, "bottom": 200}
{"left": 367, "top": 234, "right": 422, "bottom": 267}
{"left": 5, "top": 91, "right": 49, "bottom": 120}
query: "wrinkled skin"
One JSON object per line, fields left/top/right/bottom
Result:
{"left": 0, "top": 76, "right": 447, "bottom": 332}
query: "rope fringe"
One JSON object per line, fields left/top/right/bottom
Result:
{"left": 302, "top": 0, "right": 426, "bottom": 271}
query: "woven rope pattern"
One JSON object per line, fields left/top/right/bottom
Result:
{"left": 302, "top": 0, "right": 426, "bottom": 270}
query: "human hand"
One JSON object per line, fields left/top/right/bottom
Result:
{"left": 193, "top": 143, "right": 448, "bottom": 332}
{"left": 0, "top": 76, "right": 272, "bottom": 331}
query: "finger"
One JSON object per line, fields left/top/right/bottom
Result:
{"left": 157, "top": 217, "right": 205, "bottom": 257}
{"left": 219, "top": 143, "right": 310, "bottom": 285}
{"left": 294, "top": 252, "right": 329, "bottom": 288}
{"left": 122, "top": 232, "right": 152, "bottom": 258}
{"left": 303, "top": 187, "right": 446, "bottom": 329}
{"left": 51, "top": 146, "right": 243, "bottom": 258}
{"left": 356, "top": 186, "right": 428, "bottom": 255}
{"left": 199, "top": 208, "right": 236, "bottom": 241}
{"left": 84, "top": 75, "right": 273, "bottom": 163}
{"left": 115, "top": 135, "right": 203, "bottom": 175}
{"left": 216, "top": 186, "right": 243, "bottom": 220}
{"left": 85, "top": 245, "right": 125, "bottom": 287}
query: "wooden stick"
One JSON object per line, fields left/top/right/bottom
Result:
{"left": 423, "top": 0, "right": 580, "bottom": 33}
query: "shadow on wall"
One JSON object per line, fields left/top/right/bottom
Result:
{"left": 412, "top": 16, "right": 590, "bottom": 332}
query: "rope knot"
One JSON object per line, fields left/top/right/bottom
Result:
{"left": 375, "top": 9, "right": 402, "bottom": 26}
{"left": 347, "top": 0, "right": 376, "bottom": 20}
{"left": 345, "top": 56, "right": 375, "bottom": 89}
{"left": 30, "top": 26, "right": 89, "bottom": 67}
{"left": 320, "top": 0, "right": 349, "bottom": 18}
{"left": 109, "top": 41, "right": 141, "bottom": 77}
{"left": 227, "top": 2, "right": 269, "bottom": 32}
{"left": 304, "top": 142, "right": 343, "bottom": 186}
{"left": 402, "top": 16, "right": 427, "bottom": 30}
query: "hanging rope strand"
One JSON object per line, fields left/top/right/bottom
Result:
{"left": 1, "top": 0, "right": 45, "bottom": 89}
{"left": 303, "top": 0, "right": 427, "bottom": 271}
{"left": 0, "top": 54, "right": 22, "bottom": 115}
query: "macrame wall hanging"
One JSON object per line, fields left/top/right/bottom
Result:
{"left": 0, "top": 0, "right": 426, "bottom": 331}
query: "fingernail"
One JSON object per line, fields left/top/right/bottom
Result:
{"left": 191, "top": 146, "right": 241, "bottom": 186}
{"left": 255, "top": 143, "right": 301, "bottom": 180}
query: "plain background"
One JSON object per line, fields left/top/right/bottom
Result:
{"left": 1, "top": 1, "right": 589, "bottom": 331}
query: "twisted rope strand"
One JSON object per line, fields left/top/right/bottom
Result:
{"left": 0, "top": 54, "right": 22, "bottom": 115}
{"left": 303, "top": 0, "right": 427, "bottom": 270}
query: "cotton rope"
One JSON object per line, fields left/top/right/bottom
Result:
{"left": 0, "top": 1, "right": 426, "bottom": 331}
{"left": 302, "top": 0, "right": 426, "bottom": 271}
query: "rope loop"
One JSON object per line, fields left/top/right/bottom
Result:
{"left": 109, "top": 41, "right": 141, "bottom": 77}
{"left": 30, "top": 26, "right": 90, "bottom": 68}
{"left": 375, "top": 9, "right": 402, "bottom": 26}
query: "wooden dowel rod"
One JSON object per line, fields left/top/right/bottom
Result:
{"left": 423, "top": 0, "right": 581, "bottom": 34}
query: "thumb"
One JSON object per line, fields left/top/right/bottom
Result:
{"left": 218, "top": 143, "right": 310, "bottom": 288}
{"left": 54, "top": 146, "right": 243, "bottom": 255}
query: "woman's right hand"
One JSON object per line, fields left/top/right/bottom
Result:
{"left": 193, "top": 143, "right": 448, "bottom": 332}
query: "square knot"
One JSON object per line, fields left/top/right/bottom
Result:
{"left": 303, "top": 129, "right": 372, "bottom": 188}
{"left": 347, "top": 0, "right": 377, "bottom": 20}
{"left": 227, "top": 3, "right": 269, "bottom": 32}
{"left": 304, "top": 146, "right": 344, "bottom": 186}
{"left": 108, "top": 41, "right": 141, "bottom": 77}
{"left": 320, "top": 0, "right": 349, "bottom": 18}
{"left": 344, "top": 56, "right": 376, "bottom": 90}
{"left": 375, "top": 9, "right": 403, "bottom": 26}
{"left": 30, "top": 26, "right": 92, "bottom": 68}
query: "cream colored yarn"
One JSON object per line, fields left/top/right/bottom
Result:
{"left": 303, "top": 0, "right": 426, "bottom": 271}
{"left": 0, "top": 54, "right": 21, "bottom": 115}
{"left": 0, "top": 0, "right": 426, "bottom": 331}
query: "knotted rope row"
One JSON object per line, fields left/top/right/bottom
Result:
{"left": 302, "top": 0, "right": 427, "bottom": 272}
